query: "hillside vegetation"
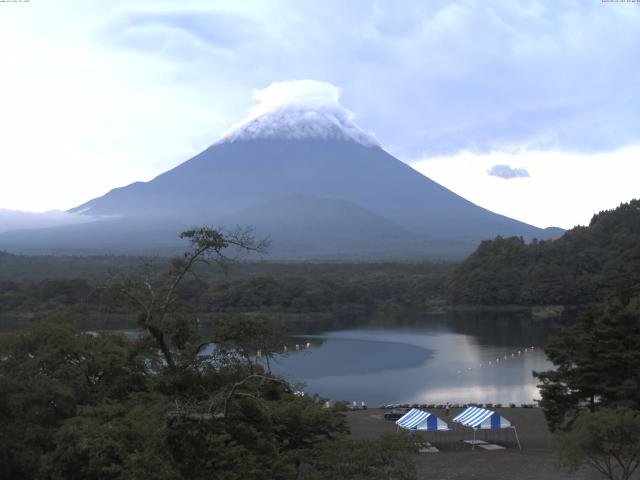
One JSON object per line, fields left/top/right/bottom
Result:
{"left": 450, "top": 199, "right": 640, "bottom": 306}
{"left": 0, "top": 228, "right": 418, "bottom": 479}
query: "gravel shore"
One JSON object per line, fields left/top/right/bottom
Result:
{"left": 345, "top": 407, "right": 620, "bottom": 480}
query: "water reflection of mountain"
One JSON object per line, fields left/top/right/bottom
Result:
{"left": 445, "top": 312, "right": 553, "bottom": 347}
{"left": 271, "top": 337, "right": 433, "bottom": 378}
{"left": 282, "top": 309, "right": 571, "bottom": 348}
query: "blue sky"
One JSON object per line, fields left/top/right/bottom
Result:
{"left": 1, "top": 0, "right": 638, "bottom": 228}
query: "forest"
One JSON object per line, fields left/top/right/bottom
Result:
{"left": 0, "top": 228, "right": 419, "bottom": 480}
{"left": 0, "top": 253, "right": 453, "bottom": 332}
{"left": 449, "top": 200, "right": 640, "bottom": 306}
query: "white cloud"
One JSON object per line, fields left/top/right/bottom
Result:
{"left": 487, "top": 165, "right": 530, "bottom": 179}
{"left": 248, "top": 80, "right": 342, "bottom": 119}
{"left": 412, "top": 147, "right": 640, "bottom": 229}
{"left": 217, "top": 80, "right": 379, "bottom": 146}
{"left": 0, "top": 210, "right": 92, "bottom": 233}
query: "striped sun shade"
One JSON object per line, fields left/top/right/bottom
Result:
{"left": 453, "top": 406, "right": 511, "bottom": 429}
{"left": 396, "top": 408, "right": 450, "bottom": 431}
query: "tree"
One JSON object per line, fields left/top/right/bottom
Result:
{"left": 0, "top": 320, "right": 152, "bottom": 480}
{"left": 212, "top": 314, "right": 287, "bottom": 373}
{"left": 117, "top": 226, "right": 267, "bottom": 368}
{"left": 556, "top": 407, "right": 640, "bottom": 480}
{"left": 535, "top": 300, "right": 640, "bottom": 431}
{"left": 300, "top": 433, "right": 417, "bottom": 480}
{"left": 0, "top": 316, "right": 363, "bottom": 480}
{"left": 0, "top": 227, "right": 418, "bottom": 479}
{"left": 607, "top": 245, "right": 640, "bottom": 307}
{"left": 40, "top": 395, "right": 178, "bottom": 480}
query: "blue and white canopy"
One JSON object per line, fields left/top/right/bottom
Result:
{"left": 453, "top": 406, "right": 512, "bottom": 430}
{"left": 396, "top": 409, "right": 450, "bottom": 431}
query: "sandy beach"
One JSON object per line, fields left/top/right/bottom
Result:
{"left": 346, "top": 407, "right": 619, "bottom": 480}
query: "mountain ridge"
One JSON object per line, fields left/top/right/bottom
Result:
{"left": 3, "top": 113, "right": 563, "bottom": 259}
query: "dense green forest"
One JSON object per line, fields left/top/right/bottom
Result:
{"left": 450, "top": 199, "right": 640, "bottom": 306}
{"left": 0, "top": 228, "right": 418, "bottom": 480}
{"left": 0, "top": 320, "right": 418, "bottom": 480}
{"left": 0, "top": 252, "right": 454, "bottom": 331}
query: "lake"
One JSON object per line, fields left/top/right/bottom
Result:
{"left": 269, "top": 311, "right": 557, "bottom": 406}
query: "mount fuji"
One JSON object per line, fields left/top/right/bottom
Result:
{"left": 0, "top": 81, "right": 562, "bottom": 259}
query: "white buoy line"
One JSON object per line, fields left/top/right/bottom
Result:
{"left": 456, "top": 346, "right": 537, "bottom": 375}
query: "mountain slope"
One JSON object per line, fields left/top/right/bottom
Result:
{"left": 217, "top": 193, "right": 459, "bottom": 259}
{"left": 70, "top": 138, "right": 556, "bottom": 239}
{"left": 2, "top": 101, "right": 562, "bottom": 259}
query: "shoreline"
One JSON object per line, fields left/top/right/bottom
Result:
{"left": 346, "top": 408, "right": 603, "bottom": 480}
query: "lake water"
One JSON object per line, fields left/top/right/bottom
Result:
{"left": 269, "top": 312, "right": 556, "bottom": 406}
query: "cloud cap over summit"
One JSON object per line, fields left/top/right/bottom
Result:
{"left": 217, "top": 80, "right": 379, "bottom": 147}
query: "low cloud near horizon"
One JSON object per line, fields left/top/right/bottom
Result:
{"left": 0, "top": 210, "right": 92, "bottom": 233}
{"left": 487, "top": 165, "right": 530, "bottom": 180}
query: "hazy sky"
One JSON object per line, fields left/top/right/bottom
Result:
{"left": 1, "top": 0, "right": 638, "bottom": 228}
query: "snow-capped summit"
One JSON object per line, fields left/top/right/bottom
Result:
{"left": 216, "top": 80, "right": 379, "bottom": 147}
{"left": 217, "top": 106, "right": 380, "bottom": 146}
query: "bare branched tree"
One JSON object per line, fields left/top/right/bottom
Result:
{"left": 118, "top": 226, "right": 268, "bottom": 368}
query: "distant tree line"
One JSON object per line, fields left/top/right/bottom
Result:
{"left": 0, "top": 259, "right": 454, "bottom": 330}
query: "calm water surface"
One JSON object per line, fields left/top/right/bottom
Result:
{"left": 270, "top": 312, "right": 556, "bottom": 405}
